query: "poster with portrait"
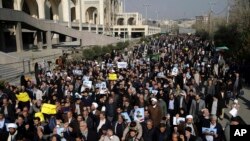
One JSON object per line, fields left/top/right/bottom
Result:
{"left": 202, "top": 127, "right": 217, "bottom": 135}
{"left": 133, "top": 108, "right": 145, "bottom": 122}
{"left": 121, "top": 112, "right": 131, "bottom": 123}
{"left": 173, "top": 117, "right": 185, "bottom": 125}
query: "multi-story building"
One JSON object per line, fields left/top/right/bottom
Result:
{"left": 0, "top": 0, "right": 160, "bottom": 52}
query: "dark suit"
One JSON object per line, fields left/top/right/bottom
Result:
{"left": 189, "top": 99, "right": 205, "bottom": 123}
{"left": 0, "top": 104, "right": 15, "bottom": 122}
{"left": 82, "top": 129, "right": 98, "bottom": 141}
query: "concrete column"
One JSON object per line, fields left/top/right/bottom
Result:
{"left": 62, "top": 0, "right": 72, "bottom": 41}
{"left": 37, "top": 31, "right": 43, "bottom": 49}
{"left": 99, "top": 0, "right": 104, "bottom": 25}
{"left": 88, "top": 24, "right": 91, "bottom": 32}
{"left": 0, "top": 24, "right": 6, "bottom": 52}
{"left": 82, "top": 1, "right": 86, "bottom": 23}
{"left": 14, "top": 0, "right": 24, "bottom": 11}
{"left": 46, "top": 31, "right": 52, "bottom": 49}
{"left": 16, "top": 22, "right": 23, "bottom": 52}
{"left": 96, "top": 25, "right": 99, "bottom": 34}
{"left": 75, "top": 0, "right": 80, "bottom": 21}
{"left": 61, "top": 0, "right": 70, "bottom": 22}
{"left": 128, "top": 27, "right": 131, "bottom": 40}
{"left": 50, "top": 0, "right": 59, "bottom": 44}
{"left": 36, "top": 0, "right": 46, "bottom": 19}
{"left": 0, "top": 0, "right": 3, "bottom": 8}
{"left": 78, "top": 0, "right": 82, "bottom": 31}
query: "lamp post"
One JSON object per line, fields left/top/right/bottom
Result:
{"left": 123, "top": 0, "right": 126, "bottom": 42}
{"left": 79, "top": 0, "right": 82, "bottom": 31}
{"left": 143, "top": 4, "right": 150, "bottom": 24}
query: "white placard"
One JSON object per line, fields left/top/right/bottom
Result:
{"left": 82, "top": 75, "right": 90, "bottom": 81}
{"left": 117, "top": 62, "right": 128, "bottom": 68}
{"left": 157, "top": 72, "right": 166, "bottom": 78}
{"left": 83, "top": 81, "right": 92, "bottom": 88}
{"left": 121, "top": 112, "right": 131, "bottom": 123}
{"left": 172, "top": 67, "right": 178, "bottom": 76}
{"left": 151, "top": 90, "right": 158, "bottom": 95}
{"left": 134, "top": 108, "right": 145, "bottom": 122}
{"left": 73, "top": 70, "right": 82, "bottom": 75}
{"left": 229, "top": 108, "right": 238, "bottom": 117}
{"left": 173, "top": 117, "right": 185, "bottom": 125}
{"left": 95, "top": 82, "right": 107, "bottom": 89}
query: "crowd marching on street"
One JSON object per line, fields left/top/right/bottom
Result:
{"left": 0, "top": 34, "right": 246, "bottom": 141}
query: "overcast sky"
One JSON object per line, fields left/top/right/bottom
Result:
{"left": 125, "top": 0, "right": 229, "bottom": 20}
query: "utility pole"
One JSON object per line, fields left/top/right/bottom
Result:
{"left": 123, "top": 0, "right": 126, "bottom": 42}
{"left": 143, "top": 4, "right": 151, "bottom": 24}
{"left": 226, "top": 0, "right": 231, "bottom": 24}
{"left": 155, "top": 10, "right": 159, "bottom": 21}
{"left": 208, "top": 1, "right": 215, "bottom": 37}
{"left": 79, "top": 0, "right": 82, "bottom": 31}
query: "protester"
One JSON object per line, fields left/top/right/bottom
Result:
{"left": 0, "top": 34, "right": 244, "bottom": 141}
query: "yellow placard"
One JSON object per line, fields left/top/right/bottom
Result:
{"left": 16, "top": 92, "right": 30, "bottom": 102}
{"left": 108, "top": 73, "right": 117, "bottom": 81}
{"left": 35, "top": 112, "right": 45, "bottom": 122}
{"left": 41, "top": 103, "right": 57, "bottom": 115}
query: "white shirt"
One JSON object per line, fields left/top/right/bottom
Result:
{"left": 35, "top": 89, "right": 43, "bottom": 100}
{"left": 168, "top": 99, "right": 174, "bottom": 110}
{"left": 0, "top": 119, "right": 5, "bottom": 128}
{"left": 97, "top": 119, "right": 106, "bottom": 132}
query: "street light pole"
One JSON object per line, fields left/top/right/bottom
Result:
{"left": 123, "top": 0, "right": 126, "bottom": 42}
{"left": 79, "top": 0, "right": 82, "bottom": 31}
{"left": 143, "top": 4, "right": 150, "bottom": 24}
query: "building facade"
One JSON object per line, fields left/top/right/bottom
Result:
{"left": 0, "top": 0, "right": 160, "bottom": 52}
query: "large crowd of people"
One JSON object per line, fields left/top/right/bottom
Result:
{"left": 0, "top": 34, "right": 246, "bottom": 141}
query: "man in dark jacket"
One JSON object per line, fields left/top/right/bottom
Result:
{"left": 155, "top": 123, "right": 170, "bottom": 141}
{"left": 142, "top": 119, "right": 156, "bottom": 141}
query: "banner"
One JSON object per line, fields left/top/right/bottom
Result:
{"left": 108, "top": 73, "right": 117, "bottom": 81}
{"left": 117, "top": 62, "right": 128, "bottom": 68}
{"left": 16, "top": 92, "right": 30, "bottom": 102}
{"left": 134, "top": 108, "right": 145, "bottom": 122}
{"left": 41, "top": 103, "right": 57, "bottom": 115}
{"left": 35, "top": 112, "right": 45, "bottom": 122}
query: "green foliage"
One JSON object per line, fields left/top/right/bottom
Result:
{"left": 82, "top": 42, "right": 130, "bottom": 60}
{"left": 195, "top": 29, "right": 209, "bottom": 40}
{"left": 214, "top": 24, "right": 242, "bottom": 58}
{"left": 0, "top": 80, "right": 5, "bottom": 89}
